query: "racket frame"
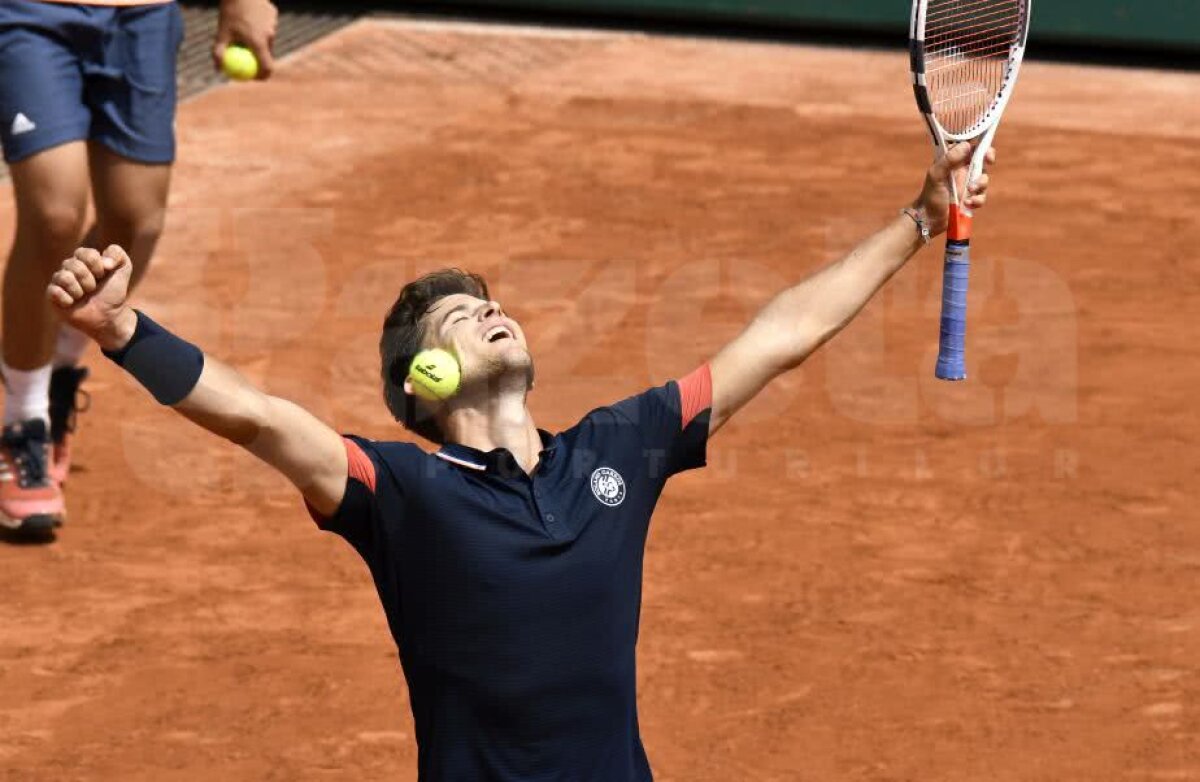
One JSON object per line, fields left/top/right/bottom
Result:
{"left": 909, "top": 0, "right": 1031, "bottom": 380}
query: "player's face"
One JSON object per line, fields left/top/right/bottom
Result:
{"left": 425, "top": 294, "right": 533, "bottom": 389}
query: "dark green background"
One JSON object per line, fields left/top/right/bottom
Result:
{"left": 447, "top": 1, "right": 1200, "bottom": 52}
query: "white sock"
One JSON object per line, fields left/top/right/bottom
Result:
{"left": 1, "top": 361, "right": 52, "bottom": 428}
{"left": 53, "top": 325, "right": 91, "bottom": 368}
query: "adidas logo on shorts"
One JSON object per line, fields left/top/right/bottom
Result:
{"left": 10, "top": 113, "right": 36, "bottom": 136}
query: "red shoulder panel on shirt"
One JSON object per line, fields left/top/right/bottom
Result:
{"left": 678, "top": 364, "right": 713, "bottom": 430}
{"left": 345, "top": 437, "right": 377, "bottom": 493}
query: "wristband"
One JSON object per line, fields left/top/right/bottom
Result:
{"left": 102, "top": 310, "right": 205, "bottom": 406}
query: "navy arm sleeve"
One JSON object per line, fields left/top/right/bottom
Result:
{"left": 306, "top": 435, "right": 398, "bottom": 567}
{"left": 607, "top": 364, "right": 712, "bottom": 481}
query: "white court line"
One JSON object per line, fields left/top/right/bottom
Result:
{"left": 372, "top": 14, "right": 634, "bottom": 41}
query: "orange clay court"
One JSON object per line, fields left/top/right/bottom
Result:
{"left": 2, "top": 15, "right": 1199, "bottom": 782}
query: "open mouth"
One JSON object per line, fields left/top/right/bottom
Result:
{"left": 485, "top": 325, "right": 513, "bottom": 344}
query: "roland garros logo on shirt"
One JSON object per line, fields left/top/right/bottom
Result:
{"left": 590, "top": 467, "right": 626, "bottom": 507}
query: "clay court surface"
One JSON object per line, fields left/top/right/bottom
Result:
{"left": 2, "top": 16, "right": 1199, "bottom": 781}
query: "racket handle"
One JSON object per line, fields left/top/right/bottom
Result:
{"left": 935, "top": 238, "right": 970, "bottom": 381}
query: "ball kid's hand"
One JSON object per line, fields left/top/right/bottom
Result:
{"left": 213, "top": 0, "right": 278, "bottom": 80}
{"left": 46, "top": 246, "right": 138, "bottom": 352}
{"left": 913, "top": 141, "right": 996, "bottom": 237}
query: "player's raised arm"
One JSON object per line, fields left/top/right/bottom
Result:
{"left": 705, "top": 143, "right": 995, "bottom": 435}
{"left": 45, "top": 245, "right": 347, "bottom": 517}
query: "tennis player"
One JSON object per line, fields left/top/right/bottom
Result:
{"left": 47, "top": 143, "right": 992, "bottom": 779}
{"left": 0, "top": 0, "right": 278, "bottom": 541}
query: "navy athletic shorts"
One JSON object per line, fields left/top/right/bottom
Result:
{"left": 0, "top": 1, "right": 183, "bottom": 165}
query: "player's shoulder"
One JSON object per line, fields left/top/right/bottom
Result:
{"left": 569, "top": 381, "right": 682, "bottom": 432}
{"left": 343, "top": 435, "right": 430, "bottom": 476}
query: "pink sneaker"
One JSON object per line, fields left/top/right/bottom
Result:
{"left": 0, "top": 419, "right": 65, "bottom": 542}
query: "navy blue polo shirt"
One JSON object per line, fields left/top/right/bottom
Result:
{"left": 312, "top": 372, "right": 712, "bottom": 781}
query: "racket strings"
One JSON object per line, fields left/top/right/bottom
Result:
{"left": 924, "top": 0, "right": 1025, "bottom": 135}
{"left": 927, "top": 0, "right": 1016, "bottom": 30}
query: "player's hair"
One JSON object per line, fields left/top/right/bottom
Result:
{"left": 380, "top": 268, "right": 490, "bottom": 444}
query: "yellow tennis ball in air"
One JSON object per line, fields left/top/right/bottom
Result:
{"left": 409, "top": 349, "right": 461, "bottom": 402}
{"left": 222, "top": 45, "right": 259, "bottom": 81}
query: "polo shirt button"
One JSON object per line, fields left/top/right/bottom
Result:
{"left": 534, "top": 489, "right": 542, "bottom": 498}
{"left": 545, "top": 513, "right": 555, "bottom": 523}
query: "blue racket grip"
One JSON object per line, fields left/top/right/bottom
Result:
{"left": 935, "top": 239, "right": 970, "bottom": 381}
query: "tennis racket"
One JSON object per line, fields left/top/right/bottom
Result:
{"left": 910, "top": 0, "right": 1031, "bottom": 380}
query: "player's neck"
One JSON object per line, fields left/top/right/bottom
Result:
{"left": 443, "top": 389, "right": 541, "bottom": 474}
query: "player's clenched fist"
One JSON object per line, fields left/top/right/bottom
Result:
{"left": 46, "top": 245, "right": 137, "bottom": 352}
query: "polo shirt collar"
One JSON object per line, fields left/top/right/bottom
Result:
{"left": 436, "top": 430, "right": 558, "bottom": 473}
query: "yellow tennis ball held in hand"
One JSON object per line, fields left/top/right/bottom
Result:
{"left": 409, "top": 349, "right": 461, "bottom": 401}
{"left": 222, "top": 45, "right": 259, "bottom": 81}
